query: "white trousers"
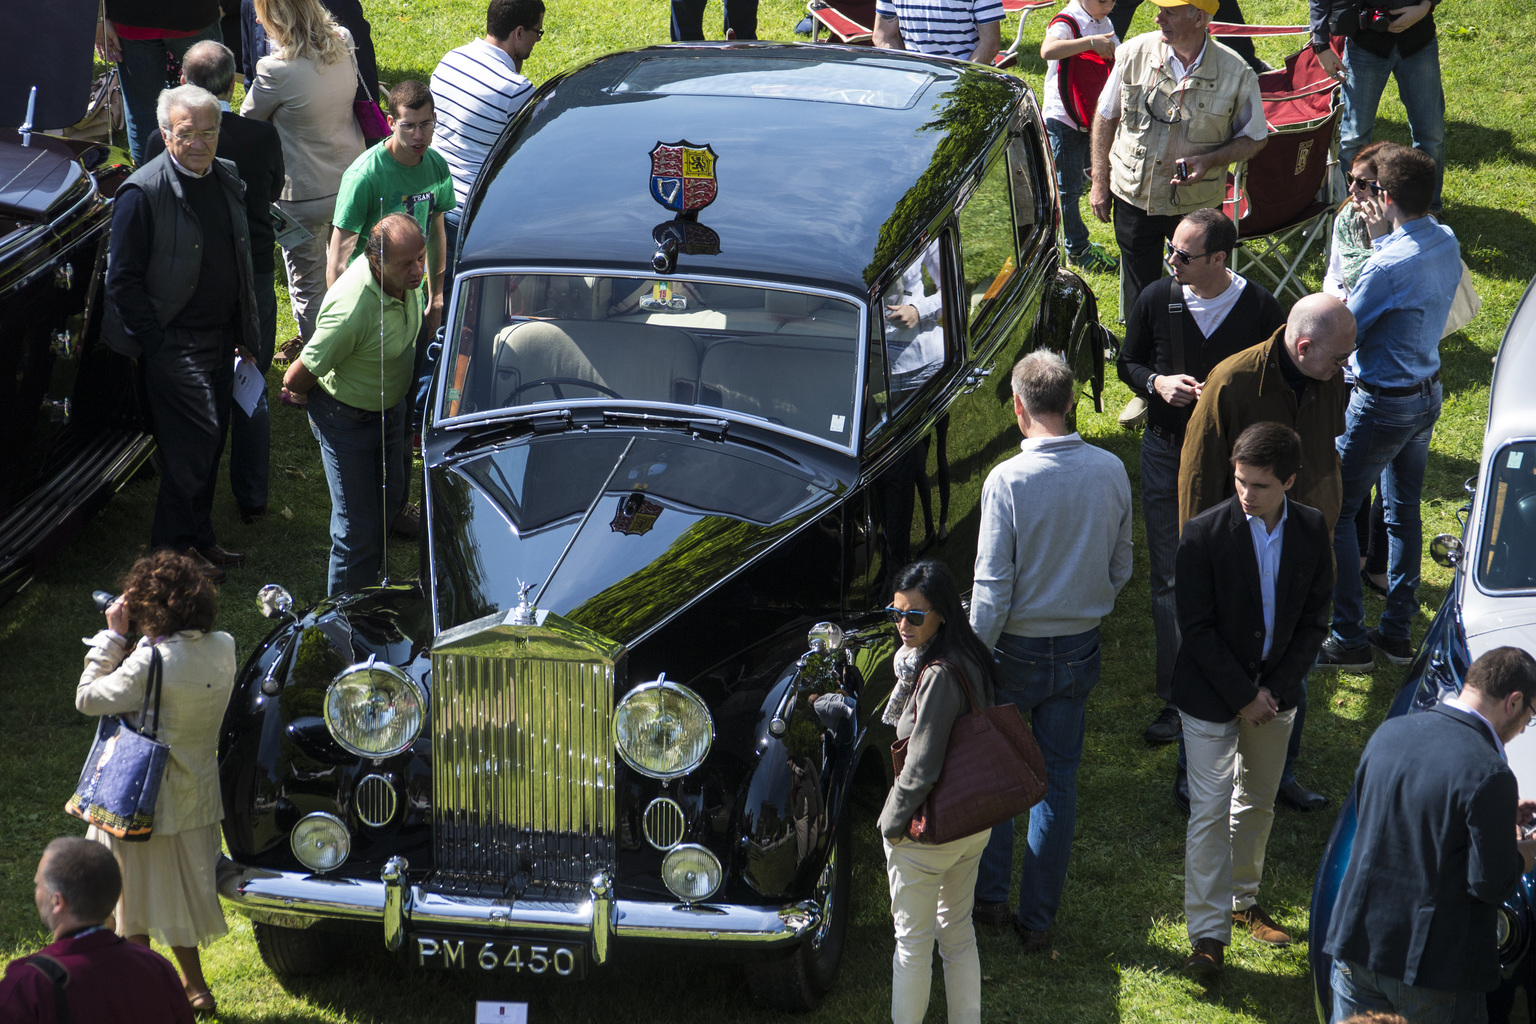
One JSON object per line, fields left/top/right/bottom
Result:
{"left": 276, "top": 194, "right": 338, "bottom": 342}
{"left": 884, "top": 828, "right": 991, "bottom": 1024}
{"left": 1181, "top": 708, "right": 1295, "bottom": 944}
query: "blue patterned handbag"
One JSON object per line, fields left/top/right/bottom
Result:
{"left": 65, "top": 647, "right": 169, "bottom": 842}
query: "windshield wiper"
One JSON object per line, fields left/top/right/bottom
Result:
{"left": 601, "top": 410, "right": 730, "bottom": 442}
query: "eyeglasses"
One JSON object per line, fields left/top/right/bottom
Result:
{"left": 395, "top": 119, "right": 436, "bottom": 134}
{"left": 1143, "top": 65, "right": 1195, "bottom": 125}
{"left": 170, "top": 128, "right": 219, "bottom": 145}
{"left": 1165, "top": 241, "right": 1218, "bottom": 266}
{"left": 1345, "top": 173, "right": 1376, "bottom": 191}
{"left": 885, "top": 606, "right": 930, "bottom": 626}
{"left": 526, "top": 24, "right": 545, "bottom": 36}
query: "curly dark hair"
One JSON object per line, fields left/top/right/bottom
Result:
{"left": 120, "top": 550, "right": 219, "bottom": 636}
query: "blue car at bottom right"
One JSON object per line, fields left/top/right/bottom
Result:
{"left": 1311, "top": 276, "right": 1536, "bottom": 1023}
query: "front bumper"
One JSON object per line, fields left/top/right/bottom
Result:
{"left": 220, "top": 859, "right": 821, "bottom": 965}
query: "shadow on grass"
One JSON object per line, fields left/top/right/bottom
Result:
{"left": 1185, "top": 959, "right": 1319, "bottom": 1024}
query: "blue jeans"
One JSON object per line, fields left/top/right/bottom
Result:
{"left": 230, "top": 271, "right": 275, "bottom": 512}
{"left": 974, "top": 628, "right": 1100, "bottom": 932}
{"left": 1330, "top": 381, "right": 1443, "bottom": 645}
{"left": 117, "top": 22, "right": 224, "bottom": 165}
{"left": 307, "top": 390, "right": 408, "bottom": 596}
{"left": 1331, "top": 958, "right": 1486, "bottom": 1024}
{"left": 1341, "top": 37, "right": 1445, "bottom": 210}
{"left": 1046, "top": 119, "right": 1092, "bottom": 259}
{"left": 1140, "top": 428, "right": 1181, "bottom": 701}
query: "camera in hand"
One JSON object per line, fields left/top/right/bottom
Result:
{"left": 92, "top": 590, "right": 119, "bottom": 613}
{"left": 1359, "top": 4, "right": 1395, "bottom": 32}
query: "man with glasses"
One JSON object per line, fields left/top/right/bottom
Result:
{"left": 968, "top": 350, "right": 1133, "bottom": 948}
{"left": 1316, "top": 145, "right": 1461, "bottom": 673}
{"left": 1177, "top": 294, "right": 1356, "bottom": 813}
{"left": 327, "top": 79, "right": 456, "bottom": 541}
{"left": 1325, "top": 647, "right": 1536, "bottom": 1023}
{"left": 102, "top": 84, "right": 261, "bottom": 582}
{"left": 1117, "top": 208, "right": 1283, "bottom": 749}
{"left": 1089, "top": 0, "right": 1267, "bottom": 319}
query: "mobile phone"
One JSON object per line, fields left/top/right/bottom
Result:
{"left": 1177, "top": 159, "right": 1189, "bottom": 180}
{"left": 1523, "top": 820, "right": 1536, "bottom": 840}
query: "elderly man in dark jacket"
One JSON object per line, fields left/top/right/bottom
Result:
{"left": 104, "top": 84, "right": 260, "bottom": 582}
{"left": 1325, "top": 647, "right": 1536, "bottom": 1022}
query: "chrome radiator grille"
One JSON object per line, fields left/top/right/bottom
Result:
{"left": 431, "top": 651, "right": 615, "bottom": 896}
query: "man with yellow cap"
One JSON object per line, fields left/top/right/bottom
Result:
{"left": 1088, "top": 0, "right": 1267, "bottom": 320}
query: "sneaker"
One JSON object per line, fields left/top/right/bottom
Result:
{"left": 1184, "top": 937, "right": 1224, "bottom": 979}
{"left": 1069, "top": 242, "right": 1119, "bottom": 274}
{"left": 1144, "top": 703, "right": 1181, "bottom": 744}
{"left": 1315, "top": 636, "right": 1373, "bottom": 671}
{"left": 273, "top": 335, "right": 303, "bottom": 367}
{"left": 1367, "top": 627, "right": 1414, "bottom": 666}
{"left": 1118, "top": 395, "right": 1148, "bottom": 430}
{"left": 1233, "top": 904, "right": 1291, "bottom": 946}
{"left": 390, "top": 501, "right": 421, "bottom": 540}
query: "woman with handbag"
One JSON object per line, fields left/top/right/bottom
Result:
{"left": 241, "top": 0, "right": 367, "bottom": 351}
{"left": 75, "top": 550, "right": 237, "bottom": 1017}
{"left": 879, "top": 559, "right": 999, "bottom": 1024}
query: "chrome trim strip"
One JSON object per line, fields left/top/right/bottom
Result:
{"left": 226, "top": 867, "right": 816, "bottom": 946}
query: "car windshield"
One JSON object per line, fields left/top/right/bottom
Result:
{"left": 1476, "top": 440, "right": 1536, "bottom": 592}
{"left": 438, "top": 273, "right": 864, "bottom": 449}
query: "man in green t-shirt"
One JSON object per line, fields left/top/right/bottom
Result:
{"left": 327, "top": 80, "right": 455, "bottom": 335}
{"left": 285, "top": 214, "right": 426, "bottom": 595}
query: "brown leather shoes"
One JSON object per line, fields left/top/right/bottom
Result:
{"left": 1233, "top": 903, "right": 1291, "bottom": 945}
{"left": 197, "top": 544, "right": 248, "bottom": 567}
{"left": 1185, "top": 937, "right": 1224, "bottom": 978}
{"left": 183, "top": 549, "right": 227, "bottom": 584}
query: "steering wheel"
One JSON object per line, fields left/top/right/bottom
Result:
{"left": 509, "top": 376, "right": 624, "bottom": 402}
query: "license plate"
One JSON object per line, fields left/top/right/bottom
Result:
{"left": 414, "top": 934, "right": 587, "bottom": 977}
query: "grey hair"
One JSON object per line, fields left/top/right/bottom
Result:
{"left": 156, "top": 84, "right": 220, "bottom": 130}
{"left": 181, "top": 40, "right": 236, "bottom": 98}
{"left": 1010, "top": 349, "right": 1075, "bottom": 417}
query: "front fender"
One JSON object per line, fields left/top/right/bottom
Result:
{"left": 1033, "top": 265, "right": 1108, "bottom": 412}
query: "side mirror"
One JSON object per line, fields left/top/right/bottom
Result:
{"left": 257, "top": 584, "right": 294, "bottom": 619}
{"left": 807, "top": 621, "right": 845, "bottom": 653}
{"left": 1430, "top": 534, "right": 1464, "bottom": 569}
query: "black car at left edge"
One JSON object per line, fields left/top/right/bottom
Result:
{"left": 216, "top": 43, "right": 1107, "bottom": 1009}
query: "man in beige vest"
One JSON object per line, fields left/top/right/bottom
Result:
{"left": 1089, "top": 0, "right": 1267, "bottom": 319}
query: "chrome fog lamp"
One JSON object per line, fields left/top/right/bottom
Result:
{"left": 614, "top": 676, "right": 712, "bottom": 780}
{"left": 291, "top": 812, "right": 351, "bottom": 873}
{"left": 662, "top": 844, "right": 722, "bottom": 902}
{"left": 324, "top": 659, "right": 425, "bottom": 758}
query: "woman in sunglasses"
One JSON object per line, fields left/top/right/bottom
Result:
{"left": 1324, "top": 140, "right": 1393, "bottom": 299}
{"left": 878, "top": 559, "right": 999, "bottom": 1024}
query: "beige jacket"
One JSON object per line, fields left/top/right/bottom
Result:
{"left": 76, "top": 629, "right": 237, "bottom": 835}
{"left": 240, "top": 27, "right": 366, "bottom": 202}
{"left": 1109, "top": 32, "right": 1256, "bottom": 216}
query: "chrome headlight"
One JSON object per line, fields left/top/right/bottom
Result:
{"left": 614, "top": 676, "right": 712, "bottom": 780}
{"left": 323, "top": 660, "right": 425, "bottom": 758}
{"left": 662, "top": 844, "right": 722, "bottom": 902}
{"left": 291, "top": 812, "right": 350, "bottom": 873}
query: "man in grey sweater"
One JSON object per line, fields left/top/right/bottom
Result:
{"left": 970, "top": 350, "right": 1134, "bottom": 948}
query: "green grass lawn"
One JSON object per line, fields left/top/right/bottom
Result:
{"left": 3, "top": 1, "right": 1535, "bottom": 1021}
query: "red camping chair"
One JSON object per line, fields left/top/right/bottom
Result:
{"left": 1221, "top": 43, "right": 1343, "bottom": 306}
{"left": 808, "top": 0, "right": 876, "bottom": 44}
{"left": 993, "top": 0, "right": 1060, "bottom": 69}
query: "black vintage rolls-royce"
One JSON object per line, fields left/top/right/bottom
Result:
{"left": 217, "top": 43, "right": 1106, "bottom": 1009}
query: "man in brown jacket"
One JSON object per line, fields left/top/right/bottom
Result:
{"left": 1176, "top": 292, "right": 1356, "bottom": 812}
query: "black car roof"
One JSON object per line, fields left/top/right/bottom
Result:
{"left": 458, "top": 43, "right": 1025, "bottom": 296}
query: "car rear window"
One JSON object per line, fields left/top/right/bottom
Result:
{"left": 613, "top": 56, "right": 934, "bottom": 109}
{"left": 1477, "top": 440, "right": 1536, "bottom": 592}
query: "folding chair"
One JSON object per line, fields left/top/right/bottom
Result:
{"left": 992, "top": 0, "right": 1059, "bottom": 70}
{"left": 807, "top": 0, "right": 876, "bottom": 44}
{"left": 1221, "top": 44, "right": 1343, "bottom": 307}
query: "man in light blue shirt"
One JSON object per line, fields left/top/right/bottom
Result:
{"left": 1317, "top": 144, "right": 1462, "bottom": 672}
{"left": 969, "top": 350, "right": 1133, "bottom": 948}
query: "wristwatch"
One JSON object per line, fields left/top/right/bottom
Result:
{"left": 1146, "top": 374, "right": 1158, "bottom": 394}
{"left": 1310, "top": 38, "right": 1330, "bottom": 53}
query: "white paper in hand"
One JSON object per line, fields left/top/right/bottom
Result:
{"left": 232, "top": 355, "right": 265, "bottom": 417}
{"left": 474, "top": 1002, "right": 528, "bottom": 1024}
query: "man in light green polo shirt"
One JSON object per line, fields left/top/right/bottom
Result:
{"left": 283, "top": 214, "right": 425, "bottom": 595}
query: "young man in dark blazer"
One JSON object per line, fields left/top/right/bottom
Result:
{"left": 1173, "top": 421, "right": 1334, "bottom": 978}
{"left": 1326, "top": 647, "right": 1536, "bottom": 1022}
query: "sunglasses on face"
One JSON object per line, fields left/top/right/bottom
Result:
{"left": 1165, "top": 240, "right": 1217, "bottom": 266}
{"left": 1345, "top": 173, "right": 1376, "bottom": 190}
{"left": 885, "top": 606, "right": 930, "bottom": 626}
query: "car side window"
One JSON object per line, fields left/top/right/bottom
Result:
{"left": 957, "top": 154, "right": 1019, "bottom": 340}
{"left": 875, "top": 236, "right": 953, "bottom": 418}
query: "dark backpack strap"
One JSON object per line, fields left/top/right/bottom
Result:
{"left": 1167, "top": 274, "right": 1186, "bottom": 377}
{"left": 22, "top": 955, "right": 72, "bottom": 1024}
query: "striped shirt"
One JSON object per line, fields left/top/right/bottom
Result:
{"left": 430, "top": 38, "right": 535, "bottom": 209}
{"left": 873, "top": 0, "right": 1005, "bottom": 61}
